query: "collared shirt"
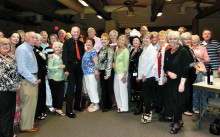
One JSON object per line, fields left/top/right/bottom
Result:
{"left": 200, "top": 40, "right": 220, "bottom": 70}
{"left": 138, "top": 44, "right": 158, "bottom": 80}
{"left": 93, "top": 36, "right": 102, "bottom": 52}
{"left": 15, "top": 42, "right": 38, "bottom": 83}
{"left": 114, "top": 48, "right": 130, "bottom": 74}
{"left": 41, "top": 43, "right": 49, "bottom": 53}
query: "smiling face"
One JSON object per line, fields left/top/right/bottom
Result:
{"left": 168, "top": 35, "right": 179, "bottom": 48}
{"left": 53, "top": 43, "right": 62, "bottom": 54}
{"left": 10, "top": 33, "right": 20, "bottom": 45}
{"left": 0, "top": 38, "right": 10, "bottom": 54}
{"left": 101, "top": 36, "right": 109, "bottom": 47}
{"left": 192, "top": 37, "right": 199, "bottom": 47}
{"left": 87, "top": 29, "right": 95, "bottom": 38}
{"left": 132, "top": 38, "right": 140, "bottom": 48}
{"left": 26, "top": 32, "right": 37, "bottom": 46}
{"left": 71, "top": 27, "right": 80, "bottom": 40}
{"left": 202, "top": 30, "right": 211, "bottom": 42}
{"left": 58, "top": 30, "right": 66, "bottom": 40}
{"left": 36, "top": 38, "right": 42, "bottom": 47}
{"left": 117, "top": 36, "right": 126, "bottom": 48}
{"left": 152, "top": 34, "right": 158, "bottom": 45}
{"left": 143, "top": 36, "right": 151, "bottom": 46}
{"left": 50, "top": 36, "right": 58, "bottom": 45}
{"left": 110, "top": 34, "right": 117, "bottom": 43}
{"left": 85, "top": 39, "right": 94, "bottom": 50}
{"left": 183, "top": 38, "right": 191, "bottom": 47}
{"left": 158, "top": 36, "right": 167, "bottom": 47}
{"left": 40, "top": 32, "right": 48, "bottom": 43}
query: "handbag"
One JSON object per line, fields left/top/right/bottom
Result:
{"left": 210, "top": 119, "right": 220, "bottom": 135}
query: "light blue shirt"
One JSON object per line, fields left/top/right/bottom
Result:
{"left": 15, "top": 42, "right": 38, "bottom": 83}
{"left": 41, "top": 43, "right": 49, "bottom": 53}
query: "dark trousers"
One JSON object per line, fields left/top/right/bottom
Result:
{"left": 49, "top": 80, "right": 64, "bottom": 110}
{"left": 35, "top": 78, "right": 46, "bottom": 117}
{"left": 183, "top": 79, "right": 194, "bottom": 112}
{"left": 171, "top": 101, "right": 183, "bottom": 123}
{"left": 162, "top": 84, "right": 172, "bottom": 117}
{"left": 0, "top": 91, "right": 16, "bottom": 137}
{"left": 153, "top": 84, "right": 163, "bottom": 109}
{"left": 66, "top": 63, "right": 83, "bottom": 114}
{"left": 100, "top": 70, "right": 113, "bottom": 109}
{"left": 142, "top": 77, "right": 156, "bottom": 114}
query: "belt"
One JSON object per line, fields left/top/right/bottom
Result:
{"left": 21, "top": 73, "right": 37, "bottom": 79}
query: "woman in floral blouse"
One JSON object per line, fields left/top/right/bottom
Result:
{"left": 82, "top": 37, "right": 99, "bottom": 112}
{"left": 0, "top": 38, "right": 21, "bottom": 137}
{"left": 95, "top": 33, "right": 114, "bottom": 112}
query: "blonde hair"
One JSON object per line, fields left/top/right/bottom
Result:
{"left": 0, "top": 38, "right": 10, "bottom": 44}
{"left": 158, "top": 30, "right": 167, "bottom": 41}
{"left": 117, "top": 35, "right": 127, "bottom": 48}
{"left": 143, "top": 32, "right": 153, "bottom": 39}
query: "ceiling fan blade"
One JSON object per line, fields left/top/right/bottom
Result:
{"left": 112, "top": 5, "right": 126, "bottom": 12}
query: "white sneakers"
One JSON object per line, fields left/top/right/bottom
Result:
{"left": 87, "top": 104, "right": 100, "bottom": 112}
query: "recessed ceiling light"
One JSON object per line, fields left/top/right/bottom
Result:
{"left": 78, "top": 0, "right": 89, "bottom": 7}
{"left": 96, "top": 14, "right": 103, "bottom": 19}
{"left": 157, "top": 12, "right": 162, "bottom": 16}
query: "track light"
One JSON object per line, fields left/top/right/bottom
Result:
{"left": 96, "top": 14, "right": 103, "bottom": 19}
{"left": 157, "top": 12, "right": 162, "bottom": 16}
{"left": 78, "top": 0, "right": 89, "bottom": 7}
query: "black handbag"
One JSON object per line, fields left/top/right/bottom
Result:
{"left": 210, "top": 119, "right": 220, "bottom": 135}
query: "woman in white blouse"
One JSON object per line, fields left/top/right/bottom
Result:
{"left": 138, "top": 32, "right": 158, "bottom": 124}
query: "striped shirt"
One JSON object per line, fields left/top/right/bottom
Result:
{"left": 200, "top": 40, "right": 220, "bottom": 70}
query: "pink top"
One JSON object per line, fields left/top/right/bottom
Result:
{"left": 191, "top": 45, "right": 210, "bottom": 73}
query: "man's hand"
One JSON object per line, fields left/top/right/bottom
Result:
{"left": 168, "top": 71, "right": 177, "bottom": 79}
{"left": 32, "top": 79, "right": 41, "bottom": 86}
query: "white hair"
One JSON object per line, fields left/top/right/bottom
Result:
{"left": 167, "top": 31, "right": 180, "bottom": 40}
{"left": 53, "top": 42, "right": 63, "bottom": 50}
{"left": 36, "top": 33, "right": 43, "bottom": 41}
{"left": 109, "top": 30, "right": 118, "bottom": 37}
{"left": 180, "top": 32, "right": 192, "bottom": 44}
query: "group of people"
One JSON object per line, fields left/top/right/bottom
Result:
{"left": 0, "top": 25, "right": 219, "bottom": 136}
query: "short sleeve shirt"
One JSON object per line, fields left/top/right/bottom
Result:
{"left": 82, "top": 49, "right": 98, "bottom": 75}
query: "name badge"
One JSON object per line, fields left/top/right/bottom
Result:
{"left": 133, "top": 72, "right": 137, "bottom": 76}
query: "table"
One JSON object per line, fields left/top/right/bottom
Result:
{"left": 193, "top": 78, "right": 220, "bottom": 128}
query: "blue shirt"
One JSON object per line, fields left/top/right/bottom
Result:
{"left": 41, "top": 43, "right": 49, "bottom": 53}
{"left": 82, "top": 49, "right": 97, "bottom": 75}
{"left": 200, "top": 40, "right": 220, "bottom": 70}
{"left": 15, "top": 42, "right": 38, "bottom": 83}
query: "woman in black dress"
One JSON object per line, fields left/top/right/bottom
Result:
{"left": 164, "top": 31, "right": 190, "bottom": 134}
{"left": 129, "top": 36, "right": 143, "bottom": 115}
{"left": 34, "top": 34, "right": 47, "bottom": 120}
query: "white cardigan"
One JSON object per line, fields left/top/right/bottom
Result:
{"left": 138, "top": 44, "right": 158, "bottom": 81}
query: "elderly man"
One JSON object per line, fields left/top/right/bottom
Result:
{"left": 58, "top": 29, "right": 66, "bottom": 43}
{"left": 62, "top": 26, "right": 84, "bottom": 118}
{"left": 87, "top": 27, "right": 102, "bottom": 52}
{"left": 124, "top": 28, "right": 132, "bottom": 52}
{"left": 15, "top": 31, "right": 41, "bottom": 132}
{"left": 201, "top": 28, "right": 220, "bottom": 77}
{"left": 139, "top": 26, "right": 148, "bottom": 39}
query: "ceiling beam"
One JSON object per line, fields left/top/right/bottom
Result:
{"left": 150, "top": 0, "right": 165, "bottom": 22}
{"left": 57, "top": 0, "right": 84, "bottom": 13}
{"left": 84, "top": 0, "right": 112, "bottom": 20}
{"left": 8, "top": 0, "right": 74, "bottom": 24}
{"left": 195, "top": 2, "right": 220, "bottom": 19}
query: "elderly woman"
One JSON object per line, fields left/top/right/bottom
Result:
{"left": 0, "top": 38, "right": 21, "bottom": 137}
{"left": 138, "top": 32, "right": 158, "bottom": 123}
{"left": 82, "top": 37, "right": 99, "bottom": 112}
{"left": 49, "top": 34, "right": 58, "bottom": 48}
{"left": 34, "top": 34, "right": 47, "bottom": 120}
{"left": 109, "top": 30, "right": 118, "bottom": 51}
{"left": 156, "top": 31, "right": 171, "bottom": 119}
{"left": 129, "top": 35, "right": 143, "bottom": 115}
{"left": 164, "top": 31, "right": 190, "bottom": 134}
{"left": 113, "top": 35, "right": 129, "bottom": 112}
{"left": 95, "top": 33, "right": 114, "bottom": 112}
{"left": 48, "top": 42, "right": 65, "bottom": 116}
{"left": 191, "top": 35, "right": 210, "bottom": 114}
{"left": 180, "top": 32, "right": 197, "bottom": 116}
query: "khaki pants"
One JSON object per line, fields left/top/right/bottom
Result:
{"left": 19, "top": 76, "right": 38, "bottom": 130}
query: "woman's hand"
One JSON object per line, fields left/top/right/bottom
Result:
{"left": 136, "top": 77, "right": 140, "bottom": 83}
{"left": 178, "top": 84, "right": 184, "bottom": 93}
{"left": 64, "top": 72, "right": 69, "bottom": 77}
{"left": 168, "top": 71, "right": 177, "bottom": 79}
{"left": 16, "top": 84, "right": 21, "bottom": 91}
{"left": 104, "top": 76, "right": 109, "bottom": 80}
{"left": 112, "top": 63, "right": 115, "bottom": 69}
{"left": 94, "top": 70, "right": 99, "bottom": 80}
{"left": 162, "top": 76, "right": 167, "bottom": 84}
{"left": 59, "top": 65, "right": 65, "bottom": 69}
{"left": 142, "top": 75, "right": 146, "bottom": 82}
{"left": 121, "top": 76, "right": 126, "bottom": 83}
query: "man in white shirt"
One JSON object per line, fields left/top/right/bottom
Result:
{"left": 87, "top": 27, "right": 102, "bottom": 52}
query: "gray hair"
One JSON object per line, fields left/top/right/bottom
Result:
{"left": 88, "top": 27, "right": 96, "bottom": 32}
{"left": 167, "top": 31, "right": 180, "bottom": 40}
{"left": 192, "top": 35, "right": 200, "bottom": 42}
{"left": 36, "top": 33, "right": 43, "bottom": 41}
{"left": 109, "top": 30, "right": 118, "bottom": 37}
{"left": 58, "top": 29, "right": 66, "bottom": 35}
{"left": 180, "top": 32, "right": 192, "bottom": 44}
{"left": 25, "top": 31, "right": 35, "bottom": 38}
{"left": 53, "top": 42, "right": 63, "bottom": 50}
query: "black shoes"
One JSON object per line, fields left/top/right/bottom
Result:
{"left": 133, "top": 107, "right": 143, "bottom": 115}
{"left": 66, "top": 112, "right": 76, "bottom": 118}
{"left": 102, "top": 108, "right": 110, "bottom": 112}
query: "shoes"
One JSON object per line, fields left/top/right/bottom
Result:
{"left": 55, "top": 110, "right": 65, "bottom": 116}
{"left": 141, "top": 112, "right": 152, "bottom": 124}
{"left": 102, "top": 108, "right": 110, "bottom": 112}
{"left": 66, "top": 112, "right": 76, "bottom": 118}
{"left": 88, "top": 105, "right": 100, "bottom": 112}
{"left": 20, "top": 127, "right": 39, "bottom": 133}
{"left": 42, "top": 113, "right": 47, "bottom": 117}
{"left": 170, "top": 123, "right": 181, "bottom": 134}
{"left": 184, "top": 111, "right": 192, "bottom": 116}
{"left": 47, "top": 106, "right": 55, "bottom": 112}
{"left": 133, "top": 107, "right": 143, "bottom": 115}
{"left": 170, "top": 120, "right": 184, "bottom": 127}
{"left": 194, "top": 110, "right": 200, "bottom": 114}
{"left": 36, "top": 115, "right": 45, "bottom": 120}
{"left": 74, "top": 107, "right": 83, "bottom": 112}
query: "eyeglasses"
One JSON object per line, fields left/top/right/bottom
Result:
{"left": 0, "top": 43, "right": 9, "bottom": 46}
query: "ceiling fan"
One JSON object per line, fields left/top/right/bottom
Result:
{"left": 113, "top": 0, "right": 138, "bottom": 13}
